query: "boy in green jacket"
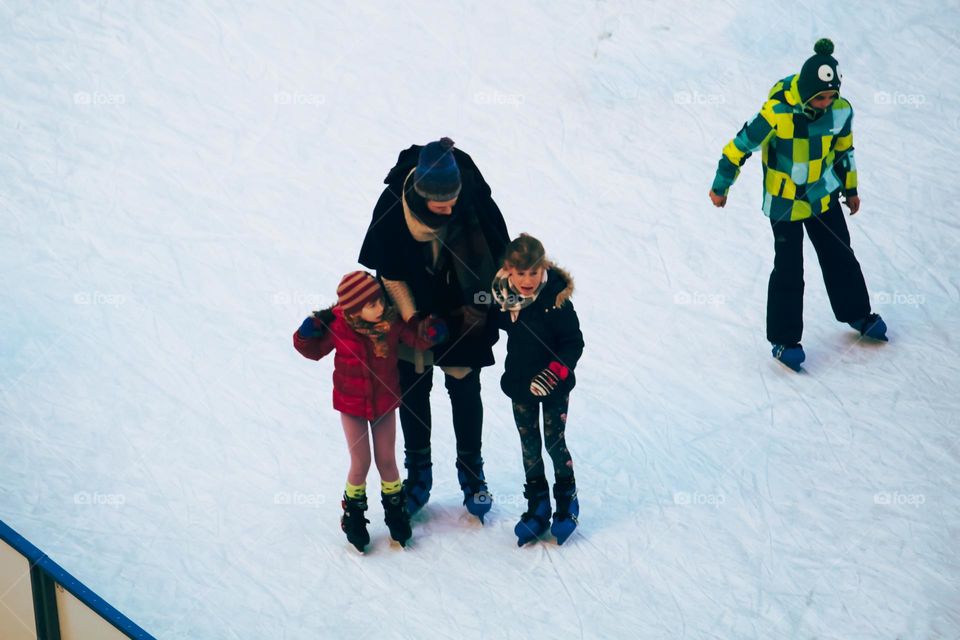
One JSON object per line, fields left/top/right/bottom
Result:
{"left": 709, "top": 38, "right": 887, "bottom": 371}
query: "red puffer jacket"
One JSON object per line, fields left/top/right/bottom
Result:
{"left": 293, "top": 306, "right": 432, "bottom": 421}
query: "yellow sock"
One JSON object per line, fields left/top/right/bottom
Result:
{"left": 381, "top": 479, "right": 402, "bottom": 495}
{"left": 345, "top": 482, "right": 366, "bottom": 499}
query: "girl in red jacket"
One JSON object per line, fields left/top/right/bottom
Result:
{"left": 293, "top": 271, "right": 446, "bottom": 551}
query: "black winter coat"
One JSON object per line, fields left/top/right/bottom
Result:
{"left": 358, "top": 145, "right": 510, "bottom": 368}
{"left": 493, "top": 267, "right": 585, "bottom": 403}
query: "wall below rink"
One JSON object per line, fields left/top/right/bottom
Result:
{"left": 0, "top": 538, "right": 38, "bottom": 640}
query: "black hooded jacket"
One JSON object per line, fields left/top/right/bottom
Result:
{"left": 492, "top": 266, "right": 585, "bottom": 403}
{"left": 358, "top": 145, "right": 510, "bottom": 368}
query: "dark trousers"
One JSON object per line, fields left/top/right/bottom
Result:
{"left": 767, "top": 199, "right": 871, "bottom": 345}
{"left": 512, "top": 394, "right": 574, "bottom": 483}
{"left": 397, "top": 360, "right": 483, "bottom": 461}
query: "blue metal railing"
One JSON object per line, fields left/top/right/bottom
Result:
{"left": 0, "top": 518, "right": 156, "bottom": 640}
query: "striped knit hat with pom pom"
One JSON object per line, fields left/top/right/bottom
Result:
{"left": 336, "top": 271, "right": 383, "bottom": 314}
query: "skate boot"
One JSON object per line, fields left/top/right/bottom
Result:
{"left": 551, "top": 478, "right": 580, "bottom": 545}
{"left": 340, "top": 494, "right": 370, "bottom": 552}
{"left": 771, "top": 343, "right": 805, "bottom": 372}
{"left": 403, "top": 449, "right": 433, "bottom": 515}
{"left": 848, "top": 313, "right": 888, "bottom": 341}
{"left": 381, "top": 489, "right": 412, "bottom": 547}
{"left": 515, "top": 478, "right": 551, "bottom": 546}
{"left": 457, "top": 453, "right": 493, "bottom": 523}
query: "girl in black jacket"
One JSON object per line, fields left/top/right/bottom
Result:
{"left": 491, "top": 234, "right": 585, "bottom": 546}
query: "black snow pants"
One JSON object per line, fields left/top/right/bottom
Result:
{"left": 766, "top": 198, "right": 872, "bottom": 345}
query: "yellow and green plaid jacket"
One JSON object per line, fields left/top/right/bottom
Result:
{"left": 712, "top": 74, "right": 858, "bottom": 221}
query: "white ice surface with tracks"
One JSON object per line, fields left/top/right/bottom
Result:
{"left": 2, "top": 2, "right": 958, "bottom": 638}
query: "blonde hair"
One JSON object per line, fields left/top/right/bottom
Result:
{"left": 503, "top": 233, "right": 550, "bottom": 270}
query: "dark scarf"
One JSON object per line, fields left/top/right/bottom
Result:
{"left": 343, "top": 306, "right": 398, "bottom": 358}
{"left": 404, "top": 176, "right": 458, "bottom": 229}
{"left": 403, "top": 171, "right": 497, "bottom": 307}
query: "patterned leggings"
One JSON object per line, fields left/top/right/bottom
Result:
{"left": 512, "top": 394, "right": 574, "bottom": 482}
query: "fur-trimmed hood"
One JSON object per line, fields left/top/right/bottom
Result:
{"left": 546, "top": 264, "right": 575, "bottom": 309}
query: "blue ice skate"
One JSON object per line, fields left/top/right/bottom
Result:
{"left": 515, "top": 479, "right": 551, "bottom": 546}
{"left": 771, "top": 343, "right": 805, "bottom": 372}
{"left": 551, "top": 479, "right": 579, "bottom": 545}
{"left": 848, "top": 313, "right": 888, "bottom": 342}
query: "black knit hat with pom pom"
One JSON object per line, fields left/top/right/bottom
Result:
{"left": 798, "top": 38, "right": 841, "bottom": 103}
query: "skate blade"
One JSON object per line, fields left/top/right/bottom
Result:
{"left": 516, "top": 525, "right": 549, "bottom": 547}
{"left": 553, "top": 529, "right": 577, "bottom": 545}
{"left": 774, "top": 358, "right": 804, "bottom": 373}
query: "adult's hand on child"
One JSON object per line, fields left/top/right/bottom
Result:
{"left": 529, "top": 361, "right": 570, "bottom": 397}
{"left": 844, "top": 195, "right": 861, "bottom": 215}
{"left": 709, "top": 190, "right": 727, "bottom": 208}
{"left": 453, "top": 305, "right": 487, "bottom": 337}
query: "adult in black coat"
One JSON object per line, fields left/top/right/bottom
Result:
{"left": 358, "top": 137, "right": 509, "bottom": 518}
